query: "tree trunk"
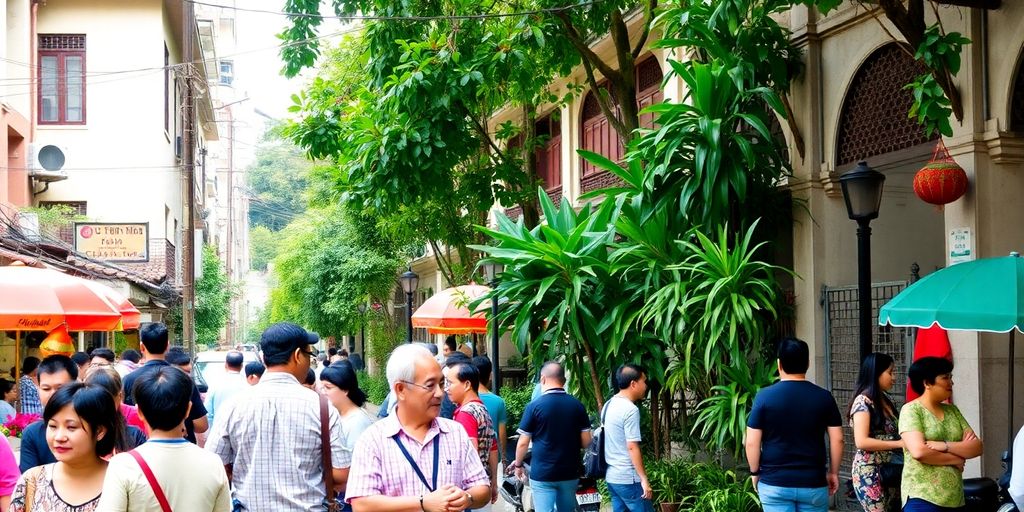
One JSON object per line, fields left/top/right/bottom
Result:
{"left": 520, "top": 104, "right": 543, "bottom": 229}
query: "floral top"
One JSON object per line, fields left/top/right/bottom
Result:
{"left": 849, "top": 394, "right": 900, "bottom": 466}
{"left": 898, "top": 400, "right": 973, "bottom": 508}
{"left": 10, "top": 463, "right": 101, "bottom": 512}
{"left": 453, "top": 400, "right": 497, "bottom": 468}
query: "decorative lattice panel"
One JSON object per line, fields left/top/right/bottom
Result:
{"left": 636, "top": 57, "right": 663, "bottom": 93}
{"left": 39, "top": 35, "right": 86, "bottom": 50}
{"left": 836, "top": 44, "right": 936, "bottom": 166}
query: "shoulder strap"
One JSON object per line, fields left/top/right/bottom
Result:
{"left": 600, "top": 399, "right": 611, "bottom": 425}
{"left": 129, "top": 450, "right": 172, "bottom": 512}
{"left": 320, "top": 394, "right": 336, "bottom": 499}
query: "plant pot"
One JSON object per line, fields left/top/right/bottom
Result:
{"left": 659, "top": 502, "right": 681, "bottom": 512}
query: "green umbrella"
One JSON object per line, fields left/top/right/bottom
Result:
{"left": 879, "top": 252, "right": 1023, "bottom": 450}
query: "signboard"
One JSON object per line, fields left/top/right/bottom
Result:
{"left": 74, "top": 223, "right": 149, "bottom": 262}
{"left": 949, "top": 227, "right": 973, "bottom": 265}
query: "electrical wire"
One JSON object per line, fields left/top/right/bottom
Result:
{"left": 187, "top": 0, "right": 607, "bottom": 21}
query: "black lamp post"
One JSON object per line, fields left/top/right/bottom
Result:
{"left": 399, "top": 267, "right": 419, "bottom": 343}
{"left": 839, "top": 160, "right": 886, "bottom": 363}
{"left": 357, "top": 303, "right": 367, "bottom": 356}
{"left": 482, "top": 261, "right": 505, "bottom": 394}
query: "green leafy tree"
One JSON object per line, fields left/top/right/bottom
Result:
{"left": 249, "top": 225, "right": 280, "bottom": 272}
{"left": 247, "top": 125, "right": 312, "bottom": 231}
{"left": 195, "top": 244, "right": 232, "bottom": 348}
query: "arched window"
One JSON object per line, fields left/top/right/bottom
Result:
{"left": 636, "top": 57, "right": 664, "bottom": 129}
{"left": 536, "top": 115, "right": 562, "bottom": 190}
{"left": 836, "top": 44, "right": 936, "bottom": 165}
{"left": 1010, "top": 51, "right": 1024, "bottom": 132}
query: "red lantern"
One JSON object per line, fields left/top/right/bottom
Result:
{"left": 913, "top": 140, "right": 968, "bottom": 206}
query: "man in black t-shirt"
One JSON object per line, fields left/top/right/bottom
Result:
{"left": 745, "top": 338, "right": 843, "bottom": 512}
{"left": 511, "top": 361, "right": 592, "bottom": 512}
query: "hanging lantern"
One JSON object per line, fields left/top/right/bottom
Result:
{"left": 913, "top": 140, "right": 968, "bottom": 206}
{"left": 38, "top": 325, "right": 75, "bottom": 358}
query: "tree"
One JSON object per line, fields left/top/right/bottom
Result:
{"left": 249, "top": 225, "right": 280, "bottom": 272}
{"left": 247, "top": 124, "right": 312, "bottom": 231}
{"left": 195, "top": 245, "right": 232, "bottom": 348}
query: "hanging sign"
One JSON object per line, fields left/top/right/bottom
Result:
{"left": 74, "top": 223, "right": 149, "bottom": 262}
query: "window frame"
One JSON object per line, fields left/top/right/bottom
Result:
{"left": 37, "top": 47, "right": 87, "bottom": 125}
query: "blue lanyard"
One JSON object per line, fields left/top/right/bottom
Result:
{"left": 391, "top": 433, "right": 440, "bottom": 492}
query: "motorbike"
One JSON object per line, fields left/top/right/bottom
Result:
{"left": 963, "top": 450, "right": 1018, "bottom": 511}
{"left": 498, "top": 444, "right": 602, "bottom": 512}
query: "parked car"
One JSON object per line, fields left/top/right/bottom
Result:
{"left": 193, "top": 350, "right": 260, "bottom": 390}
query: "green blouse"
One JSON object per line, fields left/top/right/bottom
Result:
{"left": 898, "top": 400, "right": 973, "bottom": 508}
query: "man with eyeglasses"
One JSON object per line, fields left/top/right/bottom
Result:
{"left": 346, "top": 343, "right": 490, "bottom": 512}
{"left": 206, "top": 322, "right": 351, "bottom": 512}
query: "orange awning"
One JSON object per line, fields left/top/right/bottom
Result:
{"left": 411, "top": 284, "right": 493, "bottom": 335}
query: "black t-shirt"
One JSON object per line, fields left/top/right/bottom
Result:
{"left": 747, "top": 380, "right": 842, "bottom": 488}
{"left": 123, "top": 360, "right": 207, "bottom": 443}
{"left": 518, "top": 389, "right": 591, "bottom": 482}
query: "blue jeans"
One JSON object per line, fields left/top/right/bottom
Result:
{"left": 757, "top": 482, "right": 829, "bottom": 512}
{"left": 531, "top": 478, "right": 578, "bottom": 512}
{"left": 607, "top": 482, "right": 654, "bottom": 512}
{"left": 902, "top": 497, "right": 965, "bottom": 511}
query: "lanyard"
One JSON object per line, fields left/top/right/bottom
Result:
{"left": 392, "top": 433, "right": 440, "bottom": 493}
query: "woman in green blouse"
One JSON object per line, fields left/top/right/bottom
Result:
{"left": 899, "top": 357, "right": 984, "bottom": 511}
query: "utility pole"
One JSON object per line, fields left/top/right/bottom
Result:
{"left": 225, "top": 107, "right": 234, "bottom": 345}
{"left": 181, "top": 0, "right": 197, "bottom": 355}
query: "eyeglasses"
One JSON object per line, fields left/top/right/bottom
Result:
{"left": 300, "top": 348, "right": 318, "bottom": 358}
{"left": 400, "top": 379, "right": 443, "bottom": 392}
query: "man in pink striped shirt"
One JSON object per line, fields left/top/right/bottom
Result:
{"left": 346, "top": 344, "right": 490, "bottom": 512}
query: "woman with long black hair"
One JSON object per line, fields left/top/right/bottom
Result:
{"left": 847, "top": 353, "right": 903, "bottom": 511}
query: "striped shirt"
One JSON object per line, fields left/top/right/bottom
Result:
{"left": 345, "top": 410, "right": 489, "bottom": 503}
{"left": 18, "top": 376, "right": 40, "bottom": 416}
{"left": 205, "top": 371, "right": 351, "bottom": 512}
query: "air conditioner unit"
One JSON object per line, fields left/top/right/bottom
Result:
{"left": 27, "top": 142, "right": 69, "bottom": 182}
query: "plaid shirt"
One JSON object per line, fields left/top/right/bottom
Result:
{"left": 206, "top": 371, "right": 351, "bottom": 512}
{"left": 345, "top": 410, "right": 489, "bottom": 503}
{"left": 18, "top": 376, "right": 41, "bottom": 416}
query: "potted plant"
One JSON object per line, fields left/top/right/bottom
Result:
{"left": 649, "top": 459, "right": 692, "bottom": 512}
{"left": 4, "top": 413, "right": 41, "bottom": 452}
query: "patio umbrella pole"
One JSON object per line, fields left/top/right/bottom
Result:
{"left": 1010, "top": 330, "right": 1016, "bottom": 452}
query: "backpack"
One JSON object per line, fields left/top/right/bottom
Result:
{"left": 582, "top": 401, "right": 611, "bottom": 479}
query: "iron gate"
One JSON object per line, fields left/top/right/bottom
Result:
{"left": 822, "top": 281, "right": 915, "bottom": 510}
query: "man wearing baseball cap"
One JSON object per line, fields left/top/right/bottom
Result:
{"left": 206, "top": 322, "right": 351, "bottom": 511}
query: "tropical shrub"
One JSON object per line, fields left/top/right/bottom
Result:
{"left": 357, "top": 369, "right": 390, "bottom": 405}
{"left": 647, "top": 460, "right": 760, "bottom": 512}
{"left": 503, "top": 382, "right": 535, "bottom": 432}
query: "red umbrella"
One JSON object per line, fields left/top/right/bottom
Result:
{"left": 0, "top": 264, "right": 134, "bottom": 331}
{"left": 411, "top": 284, "right": 492, "bottom": 335}
{"left": 81, "top": 279, "right": 142, "bottom": 330}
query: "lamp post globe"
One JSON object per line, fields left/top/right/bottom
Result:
{"left": 839, "top": 161, "right": 885, "bottom": 364}
{"left": 399, "top": 268, "right": 419, "bottom": 343}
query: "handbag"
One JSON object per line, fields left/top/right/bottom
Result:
{"left": 879, "top": 451, "right": 904, "bottom": 488}
{"left": 582, "top": 401, "right": 610, "bottom": 479}
{"left": 128, "top": 450, "right": 173, "bottom": 512}
{"left": 320, "top": 395, "right": 343, "bottom": 512}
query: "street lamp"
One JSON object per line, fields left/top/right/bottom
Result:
{"left": 482, "top": 261, "right": 505, "bottom": 394}
{"left": 399, "top": 267, "right": 419, "bottom": 343}
{"left": 839, "top": 160, "right": 886, "bottom": 363}
{"left": 357, "top": 303, "right": 367, "bottom": 357}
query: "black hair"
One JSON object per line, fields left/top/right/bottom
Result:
{"left": 90, "top": 347, "right": 116, "bottom": 363}
{"left": 847, "top": 353, "right": 897, "bottom": 431}
{"left": 39, "top": 355, "right": 78, "bottom": 381}
{"left": 449, "top": 362, "right": 480, "bottom": 393}
{"left": 132, "top": 366, "right": 193, "bottom": 431}
{"left": 424, "top": 344, "right": 438, "bottom": 356}
{"left": 540, "top": 361, "right": 566, "bottom": 384}
{"left": 305, "top": 368, "right": 316, "bottom": 386}
{"left": 908, "top": 357, "right": 954, "bottom": 395}
{"left": 225, "top": 351, "right": 244, "bottom": 370}
{"left": 328, "top": 347, "right": 338, "bottom": 357}
{"left": 320, "top": 364, "right": 367, "bottom": 407}
{"left": 0, "top": 379, "right": 14, "bottom": 396}
{"left": 777, "top": 337, "right": 810, "bottom": 374}
{"left": 165, "top": 347, "right": 192, "bottom": 367}
{"left": 70, "top": 352, "right": 90, "bottom": 367}
{"left": 338, "top": 349, "right": 349, "bottom": 357}
{"left": 120, "top": 349, "right": 142, "bottom": 364}
{"left": 444, "top": 336, "right": 457, "bottom": 352}
{"left": 615, "top": 363, "right": 646, "bottom": 390}
{"left": 471, "top": 356, "right": 492, "bottom": 386}
{"left": 245, "top": 361, "right": 265, "bottom": 378}
{"left": 44, "top": 382, "right": 128, "bottom": 457}
{"left": 22, "top": 356, "right": 40, "bottom": 375}
{"left": 445, "top": 352, "right": 471, "bottom": 367}
{"left": 261, "top": 322, "right": 309, "bottom": 366}
{"left": 140, "top": 322, "right": 169, "bottom": 355}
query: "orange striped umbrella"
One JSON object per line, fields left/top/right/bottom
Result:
{"left": 411, "top": 284, "right": 492, "bottom": 335}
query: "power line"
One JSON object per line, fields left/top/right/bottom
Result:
{"left": 187, "top": 0, "right": 608, "bottom": 21}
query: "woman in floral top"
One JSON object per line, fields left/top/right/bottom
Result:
{"left": 847, "top": 353, "right": 903, "bottom": 511}
{"left": 10, "top": 382, "right": 126, "bottom": 512}
{"left": 899, "top": 357, "right": 983, "bottom": 511}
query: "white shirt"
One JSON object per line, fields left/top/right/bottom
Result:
{"left": 1010, "top": 425, "right": 1024, "bottom": 510}
{"left": 204, "top": 370, "right": 248, "bottom": 427}
{"left": 206, "top": 371, "right": 352, "bottom": 512}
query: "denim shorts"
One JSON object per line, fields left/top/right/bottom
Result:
{"left": 757, "top": 482, "right": 829, "bottom": 512}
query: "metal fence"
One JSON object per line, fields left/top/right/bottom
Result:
{"left": 823, "top": 281, "right": 915, "bottom": 510}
